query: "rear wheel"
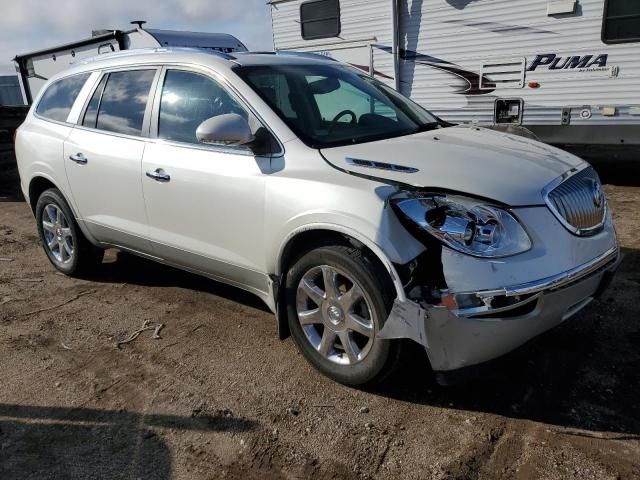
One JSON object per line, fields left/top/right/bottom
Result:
{"left": 286, "top": 245, "right": 401, "bottom": 386}
{"left": 35, "top": 188, "right": 104, "bottom": 277}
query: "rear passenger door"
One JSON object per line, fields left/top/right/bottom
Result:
{"left": 64, "top": 68, "right": 160, "bottom": 253}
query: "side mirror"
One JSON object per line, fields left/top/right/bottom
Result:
{"left": 196, "top": 113, "right": 255, "bottom": 147}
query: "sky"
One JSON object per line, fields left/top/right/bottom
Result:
{"left": 0, "top": 0, "right": 274, "bottom": 75}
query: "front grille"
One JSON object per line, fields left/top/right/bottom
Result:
{"left": 545, "top": 167, "right": 606, "bottom": 235}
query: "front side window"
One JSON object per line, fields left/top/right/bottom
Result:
{"left": 94, "top": 70, "right": 156, "bottom": 136}
{"left": 36, "top": 73, "right": 90, "bottom": 122}
{"left": 158, "top": 70, "right": 248, "bottom": 144}
{"left": 603, "top": 0, "right": 640, "bottom": 43}
{"left": 235, "top": 64, "right": 438, "bottom": 148}
{"left": 300, "top": 0, "right": 341, "bottom": 40}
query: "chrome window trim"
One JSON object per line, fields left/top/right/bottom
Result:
{"left": 148, "top": 62, "right": 285, "bottom": 158}
{"left": 71, "top": 124, "right": 151, "bottom": 143}
{"left": 147, "top": 137, "right": 258, "bottom": 157}
{"left": 32, "top": 112, "right": 75, "bottom": 128}
{"left": 541, "top": 164, "right": 608, "bottom": 236}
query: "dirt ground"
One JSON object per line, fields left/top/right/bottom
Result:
{"left": 0, "top": 181, "right": 639, "bottom": 480}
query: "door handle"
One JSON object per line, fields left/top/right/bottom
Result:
{"left": 69, "top": 153, "right": 88, "bottom": 164}
{"left": 146, "top": 168, "right": 171, "bottom": 182}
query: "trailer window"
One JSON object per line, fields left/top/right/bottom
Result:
{"left": 300, "top": 0, "right": 341, "bottom": 40}
{"left": 603, "top": 0, "right": 640, "bottom": 43}
{"left": 35, "top": 73, "right": 90, "bottom": 122}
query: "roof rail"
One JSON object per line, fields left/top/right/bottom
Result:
{"left": 274, "top": 50, "right": 337, "bottom": 61}
{"left": 73, "top": 46, "right": 236, "bottom": 66}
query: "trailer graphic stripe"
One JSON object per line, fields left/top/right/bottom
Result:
{"left": 443, "top": 20, "right": 557, "bottom": 36}
{"left": 349, "top": 63, "right": 394, "bottom": 80}
{"left": 373, "top": 44, "right": 494, "bottom": 95}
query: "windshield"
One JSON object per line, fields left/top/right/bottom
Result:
{"left": 234, "top": 63, "right": 439, "bottom": 148}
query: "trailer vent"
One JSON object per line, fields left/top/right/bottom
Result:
{"left": 480, "top": 58, "right": 526, "bottom": 90}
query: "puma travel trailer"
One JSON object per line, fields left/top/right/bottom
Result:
{"left": 269, "top": 0, "right": 640, "bottom": 158}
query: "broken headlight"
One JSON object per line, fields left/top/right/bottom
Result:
{"left": 392, "top": 195, "right": 532, "bottom": 258}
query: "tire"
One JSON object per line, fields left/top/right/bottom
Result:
{"left": 35, "top": 188, "right": 104, "bottom": 277}
{"left": 286, "top": 245, "right": 402, "bottom": 386}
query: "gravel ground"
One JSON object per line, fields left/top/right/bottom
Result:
{"left": 0, "top": 183, "right": 639, "bottom": 480}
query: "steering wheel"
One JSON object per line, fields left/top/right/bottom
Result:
{"left": 327, "top": 110, "right": 357, "bottom": 134}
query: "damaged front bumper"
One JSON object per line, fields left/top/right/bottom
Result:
{"left": 378, "top": 245, "right": 621, "bottom": 378}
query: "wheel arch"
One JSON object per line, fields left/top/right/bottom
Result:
{"left": 273, "top": 224, "right": 407, "bottom": 340}
{"left": 28, "top": 175, "right": 59, "bottom": 214}
{"left": 28, "top": 174, "right": 99, "bottom": 247}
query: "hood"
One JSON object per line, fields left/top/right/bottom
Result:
{"left": 320, "top": 126, "right": 585, "bottom": 206}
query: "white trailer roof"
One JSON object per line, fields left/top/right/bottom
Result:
{"left": 145, "top": 29, "right": 247, "bottom": 51}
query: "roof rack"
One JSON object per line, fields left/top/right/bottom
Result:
{"left": 273, "top": 50, "right": 337, "bottom": 61}
{"left": 73, "top": 46, "right": 236, "bottom": 66}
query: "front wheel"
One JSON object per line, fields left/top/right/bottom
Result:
{"left": 35, "top": 188, "right": 104, "bottom": 277}
{"left": 286, "top": 245, "right": 401, "bottom": 386}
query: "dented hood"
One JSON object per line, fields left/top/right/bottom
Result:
{"left": 320, "top": 126, "right": 586, "bottom": 206}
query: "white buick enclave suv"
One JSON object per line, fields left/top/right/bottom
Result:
{"left": 15, "top": 48, "right": 619, "bottom": 385}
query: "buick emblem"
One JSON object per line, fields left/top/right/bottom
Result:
{"left": 589, "top": 180, "right": 603, "bottom": 208}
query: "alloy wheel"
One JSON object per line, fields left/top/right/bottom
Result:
{"left": 296, "top": 265, "right": 376, "bottom": 365}
{"left": 41, "top": 203, "right": 74, "bottom": 264}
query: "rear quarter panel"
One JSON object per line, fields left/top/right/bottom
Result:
{"left": 15, "top": 115, "right": 74, "bottom": 210}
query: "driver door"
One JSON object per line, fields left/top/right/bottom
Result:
{"left": 141, "top": 67, "right": 272, "bottom": 295}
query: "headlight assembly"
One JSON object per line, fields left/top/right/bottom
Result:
{"left": 392, "top": 194, "right": 532, "bottom": 258}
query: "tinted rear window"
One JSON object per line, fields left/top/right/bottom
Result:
{"left": 95, "top": 70, "right": 156, "bottom": 136}
{"left": 36, "top": 73, "right": 90, "bottom": 122}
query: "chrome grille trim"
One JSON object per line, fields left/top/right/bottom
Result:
{"left": 542, "top": 165, "right": 607, "bottom": 236}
